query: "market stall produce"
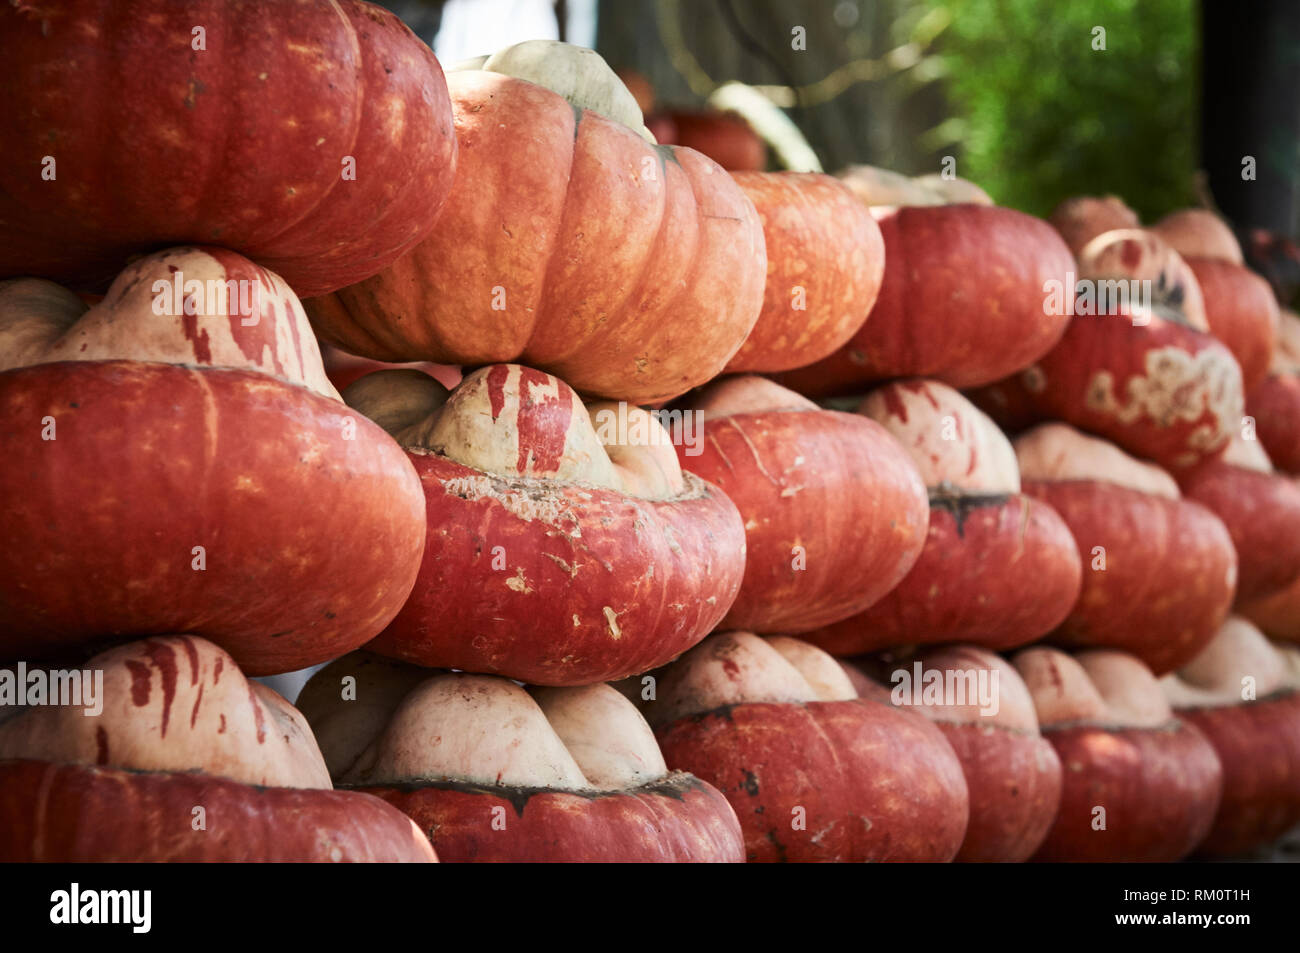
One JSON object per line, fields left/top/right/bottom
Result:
{"left": 1014, "top": 422, "right": 1237, "bottom": 674}
{"left": 854, "top": 646, "right": 1063, "bottom": 863}
{"left": 645, "top": 632, "right": 971, "bottom": 863}
{"left": 0, "top": 248, "right": 426, "bottom": 675}
{"left": 674, "top": 376, "right": 928, "bottom": 632}
{"left": 306, "top": 40, "right": 766, "bottom": 402}
{"left": 724, "top": 171, "right": 885, "bottom": 374}
{"left": 345, "top": 365, "right": 745, "bottom": 685}
{"left": 1018, "top": 244, "right": 1243, "bottom": 470}
{"left": 299, "top": 652, "right": 744, "bottom": 862}
{"left": 1052, "top": 201, "right": 1276, "bottom": 392}
{"left": 803, "top": 380, "right": 1081, "bottom": 655}
{"left": 0, "top": 0, "right": 458, "bottom": 298}
{"left": 1248, "top": 309, "right": 1300, "bottom": 475}
{"left": 0, "top": 637, "right": 436, "bottom": 861}
{"left": 1176, "top": 435, "right": 1300, "bottom": 605}
{"left": 2, "top": 2, "right": 1299, "bottom": 874}
{"left": 775, "top": 202, "right": 1074, "bottom": 394}
{"left": 1015, "top": 647, "right": 1224, "bottom": 862}
{"left": 1163, "top": 618, "right": 1300, "bottom": 856}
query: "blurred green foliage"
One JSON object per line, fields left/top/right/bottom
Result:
{"left": 937, "top": 0, "right": 1199, "bottom": 219}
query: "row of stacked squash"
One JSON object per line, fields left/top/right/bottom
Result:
{"left": 0, "top": 1, "right": 1298, "bottom": 862}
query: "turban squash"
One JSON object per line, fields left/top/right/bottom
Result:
{"left": 0, "top": 636, "right": 436, "bottom": 861}
{"left": 0, "top": 247, "right": 426, "bottom": 675}
{"left": 1014, "top": 423, "right": 1237, "bottom": 675}
{"left": 851, "top": 647, "right": 1063, "bottom": 863}
{"left": 300, "top": 653, "right": 744, "bottom": 862}
{"left": 1015, "top": 647, "right": 1223, "bottom": 862}
{"left": 1163, "top": 618, "right": 1300, "bottom": 856}
{"left": 802, "top": 380, "right": 1082, "bottom": 656}
{"left": 345, "top": 363, "right": 746, "bottom": 686}
{"left": 644, "top": 632, "right": 971, "bottom": 863}
{"left": 673, "top": 376, "right": 928, "bottom": 634}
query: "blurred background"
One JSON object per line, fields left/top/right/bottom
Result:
{"left": 373, "top": 0, "right": 1300, "bottom": 239}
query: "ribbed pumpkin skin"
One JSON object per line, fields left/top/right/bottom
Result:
{"left": 1022, "top": 480, "right": 1238, "bottom": 675}
{"left": 1187, "top": 257, "right": 1278, "bottom": 393}
{"left": 0, "top": 760, "right": 438, "bottom": 862}
{"left": 937, "top": 722, "right": 1063, "bottom": 863}
{"left": 1179, "top": 691, "right": 1300, "bottom": 857}
{"left": 801, "top": 494, "right": 1082, "bottom": 656}
{"left": 0, "top": 0, "right": 458, "bottom": 297}
{"left": 774, "top": 205, "right": 1074, "bottom": 394}
{"left": 656, "top": 699, "right": 970, "bottom": 863}
{"left": 1033, "top": 720, "right": 1223, "bottom": 862}
{"left": 306, "top": 70, "right": 767, "bottom": 403}
{"left": 0, "top": 360, "right": 427, "bottom": 676}
{"left": 1177, "top": 460, "right": 1300, "bottom": 604}
{"left": 678, "top": 407, "right": 928, "bottom": 633}
{"left": 1248, "top": 373, "right": 1300, "bottom": 474}
{"left": 725, "top": 172, "right": 885, "bottom": 374}
{"left": 358, "top": 773, "right": 745, "bottom": 863}
{"left": 1023, "top": 312, "right": 1243, "bottom": 471}
{"left": 366, "top": 454, "right": 745, "bottom": 686}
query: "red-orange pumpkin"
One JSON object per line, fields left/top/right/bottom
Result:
{"left": 1020, "top": 309, "right": 1243, "bottom": 471}
{"left": 0, "top": 248, "right": 426, "bottom": 675}
{"left": 307, "top": 44, "right": 766, "bottom": 403}
{"left": 646, "top": 633, "right": 971, "bottom": 863}
{"left": 651, "top": 109, "right": 766, "bottom": 171}
{"left": 1016, "top": 648, "right": 1223, "bottom": 862}
{"left": 1162, "top": 618, "right": 1300, "bottom": 856}
{"left": 1246, "top": 309, "right": 1300, "bottom": 475}
{"left": 1186, "top": 258, "right": 1278, "bottom": 393}
{"left": 345, "top": 364, "right": 746, "bottom": 686}
{"left": 675, "top": 377, "right": 928, "bottom": 633}
{"left": 0, "top": 636, "right": 437, "bottom": 862}
{"left": 1014, "top": 424, "right": 1238, "bottom": 674}
{"left": 1177, "top": 448, "right": 1300, "bottom": 604}
{"left": 724, "top": 172, "right": 885, "bottom": 374}
{"left": 299, "top": 656, "right": 745, "bottom": 862}
{"left": 802, "top": 381, "right": 1081, "bottom": 655}
{"left": 774, "top": 204, "right": 1074, "bottom": 394}
{"left": 0, "top": 0, "right": 457, "bottom": 298}
{"left": 855, "top": 647, "right": 1063, "bottom": 863}
{"left": 1249, "top": 373, "right": 1300, "bottom": 474}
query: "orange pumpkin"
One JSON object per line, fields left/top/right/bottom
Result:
{"left": 724, "top": 172, "right": 885, "bottom": 374}
{"left": 308, "top": 41, "right": 766, "bottom": 403}
{"left": 0, "top": 0, "right": 457, "bottom": 298}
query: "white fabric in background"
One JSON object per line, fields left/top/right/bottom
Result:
{"left": 435, "top": 0, "right": 558, "bottom": 63}
{"left": 433, "top": 0, "right": 597, "bottom": 64}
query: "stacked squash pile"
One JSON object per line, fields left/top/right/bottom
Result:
{"left": 0, "top": 2, "right": 1297, "bottom": 863}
